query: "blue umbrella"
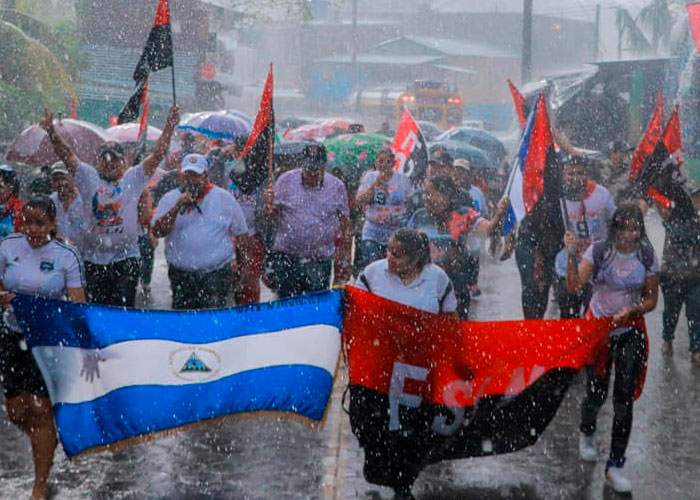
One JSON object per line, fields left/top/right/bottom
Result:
{"left": 179, "top": 111, "right": 251, "bottom": 140}
{"left": 436, "top": 127, "right": 506, "bottom": 164}
{"left": 226, "top": 109, "right": 254, "bottom": 127}
{"left": 429, "top": 140, "right": 491, "bottom": 168}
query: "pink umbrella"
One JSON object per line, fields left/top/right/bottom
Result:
{"left": 6, "top": 119, "right": 110, "bottom": 167}
{"left": 282, "top": 119, "right": 351, "bottom": 141}
{"left": 106, "top": 123, "right": 163, "bottom": 143}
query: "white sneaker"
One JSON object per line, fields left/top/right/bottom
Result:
{"left": 605, "top": 465, "right": 632, "bottom": 493}
{"left": 579, "top": 433, "right": 597, "bottom": 462}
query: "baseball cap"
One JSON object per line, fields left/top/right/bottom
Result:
{"left": 300, "top": 144, "right": 327, "bottom": 170}
{"left": 608, "top": 140, "right": 634, "bottom": 153}
{"left": 453, "top": 158, "right": 472, "bottom": 171}
{"left": 49, "top": 161, "right": 70, "bottom": 176}
{"left": 97, "top": 141, "right": 125, "bottom": 159}
{"left": 181, "top": 153, "right": 209, "bottom": 174}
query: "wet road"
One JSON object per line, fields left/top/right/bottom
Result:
{"left": 1, "top": 212, "right": 699, "bottom": 499}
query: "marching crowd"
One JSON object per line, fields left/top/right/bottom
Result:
{"left": 0, "top": 104, "right": 699, "bottom": 499}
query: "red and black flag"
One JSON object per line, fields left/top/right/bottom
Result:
{"left": 119, "top": 0, "right": 173, "bottom": 124}
{"left": 507, "top": 79, "right": 527, "bottom": 129}
{"left": 629, "top": 90, "right": 663, "bottom": 182}
{"left": 133, "top": 0, "right": 173, "bottom": 83}
{"left": 235, "top": 63, "right": 274, "bottom": 194}
{"left": 637, "top": 105, "right": 695, "bottom": 214}
{"left": 344, "top": 287, "right": 611, "bottom": 489}
{"left": 391, "top": 108, "right": 428, "bottom": 187}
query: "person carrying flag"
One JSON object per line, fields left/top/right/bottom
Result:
{"left": 566, "top": 203, "right": 659, "bottom": 494}
{"left": 408, "top": 175, "right": 508, "bottom": 318}
{"left": 39, "top": 105, "right": 180, "bottom": 307}
{"left": 0, "top": 196, "right": 86, "bottom": 500}
{"left": 263, "top": 144, "right": 352, "bottom": 298}
{"left": 553, "top": 155, "right": 616, "bottom": 318}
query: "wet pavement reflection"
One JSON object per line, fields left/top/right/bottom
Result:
{"left": 0, "top": 213, "right": 698, "bottom": 499}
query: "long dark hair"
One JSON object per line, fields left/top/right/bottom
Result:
{"left": 391, "top": 228, "right": 431, "bottom": 270}
{"left": 607, "top": 203, "right": 649, "bottom": 247}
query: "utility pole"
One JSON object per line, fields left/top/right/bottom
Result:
{"left": 593, "top": 3, "right": 601, "bottom": 61}
{"left": 351, "top": 0, "right": 358, "bottom": 91}
{"left": 521, "top": 0, "right": 533, "bottom": 83}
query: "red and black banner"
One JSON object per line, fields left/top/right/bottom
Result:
{"left": 343, "top": 287, "right": 610, "bottom": 488}
{"left": 119, "top": 0, "right": 172, "bottom": 124}
{"left": 629, "top": 90, "right": 663, "bottom": 182}
{"left": 391, "top": 108, "right": 428, "bottom": 187}
{"left": 235, "top": 63, "right": 275, "bottom": 194}
{"left": 133, "top": 0, "right": 173, "bottom": 83}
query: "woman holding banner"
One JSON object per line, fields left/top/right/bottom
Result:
{"left": 565, "top": 203, "right": 659, "bottom": 495}
{"left": 0, "top": 195, "right": 86, "bottom": 500}
{"left": 355, "top": 228, "right": 457, "bottom": 316}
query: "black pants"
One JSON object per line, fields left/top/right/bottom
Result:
{"left": 85, "top": 258, "right": 141, "bottom": 307}
{"left": 515, "top": 242, "right": 552, "bottom": 319}
{"left": 138, "top": 234, "right": 155, "bottom": 286}
{"left": 553, "top": 277, "right": 592, "bottom": 319}
{"left": 580, "top": 328, "right": 646, "bottom": 468}
{"left": 264, "top": 251, "right": 332, "bottom": 299}
{"left": 168, "top": 264, "right": 233, "bottom": 310}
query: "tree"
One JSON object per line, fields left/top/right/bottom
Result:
{"left": 616, "top": 0, "right": 684, "bottom": 56}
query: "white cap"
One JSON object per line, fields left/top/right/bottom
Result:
{"left": 181, "top": 154, "right": 209, "bottom": 174}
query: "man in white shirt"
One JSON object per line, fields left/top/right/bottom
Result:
{"left": 48, "top": 162, "right": 85, "bottom": 253}
{"left": 152, "top": 154, "right": 248, "bottom": 309}
{"left": 39, "top": 106, "right": 179, "bottom": 306}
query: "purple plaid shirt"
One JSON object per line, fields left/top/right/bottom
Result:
{"left": 272, "top": 169, "right": 349, "bottom": 258}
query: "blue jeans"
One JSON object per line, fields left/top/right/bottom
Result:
{"left": 661, "top": 278, "right": 700, "bottom": 353}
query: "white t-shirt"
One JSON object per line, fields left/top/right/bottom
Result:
{"left": 153, "top": 186, "right": 248, "bottom": 273}
{"left": 357, "top": 170, "right": 413, "bottom": 243}
{"left": 469, "top": 185, "right": 488, "bottom": 215}
{"left": 75, "top": 161, "right": 150, "bottom": 265}
{"left": 583, "top": 244, "right": 659, "bottom": 319}
{"left": 555, "top": 183, "right": 616, "bottom": 277}
{"left": 0, "top": 234, "right": 84, "bottom": 332}
{"left": 356, "top": 259, "right": 457, "bottom": 314}
{"left": 50, "top": 192, "right": 86, "bottom": 252}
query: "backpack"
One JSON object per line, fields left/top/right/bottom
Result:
{"left": 590, "top": 240, "right": 655, "bottom": 283}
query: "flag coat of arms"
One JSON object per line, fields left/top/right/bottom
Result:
{"left": 13, "top": 291, "right": 343, "bottom": 459}
{"left": 343, "top": 287, "right": 610, "bottom": 488}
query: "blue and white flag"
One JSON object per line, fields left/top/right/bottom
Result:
{"left": 13, "top": 291, "right": 343, "bottom": 459}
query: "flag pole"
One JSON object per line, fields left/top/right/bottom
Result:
{"left": 267, "top": 62, "right": 274, "bottom": 189}
{"left": 169, "top": 0, "right": 176, "bottom": 105}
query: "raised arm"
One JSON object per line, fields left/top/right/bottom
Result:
{"left": 474, "top": 196, "right": 510, "bottom": 236}
{"left": 565, "top": 231, "right": 592, "bottom": 294}
{"left": 142, "top": 106, "right": 180, "bottom": 178}
{"left": 39, "top": 108, "right": 78, "bottom": 174}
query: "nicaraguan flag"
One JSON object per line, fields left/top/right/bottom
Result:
{"left": 502, "top": 92, "right": 554, "bottom": 235}
{"left": 12, "top": 291, "right": 343, "bottom": 459}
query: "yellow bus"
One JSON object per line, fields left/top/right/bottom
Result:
{"left": 396, "top": 80, "right": 463, "bottom": 129}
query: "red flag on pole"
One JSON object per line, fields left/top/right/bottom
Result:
{"left": 629, "top": 90, "right": 663, "bottom": 182}
{"left": 507, "top": 79, "right": 527, "bottom": 129}
{"left": 687, "top": 2, "right": 700, "bottom": 53}
{"left": 391, "top": 108, "right": 428, "bottom": 185}
{"left": 236, "top": 63, "right": 274, "bottom": 193}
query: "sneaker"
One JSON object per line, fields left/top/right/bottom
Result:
{"left": 605, "top": 465, "right": 632, "bottom": 493}
{"left": 579, "top": 433, "right": 597, "bottom": 462}
{"left": 661, "top": 341, "right": 673, "bottom": 355}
